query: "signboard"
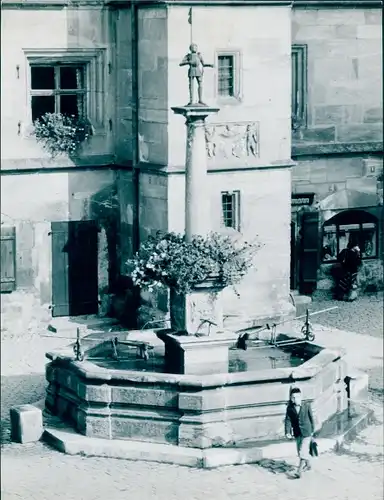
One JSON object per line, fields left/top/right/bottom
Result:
{"left": 291, "top": 193, "right": 315, "bottom": 207}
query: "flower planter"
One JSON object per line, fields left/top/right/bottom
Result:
{"left": 170, "top": 278, "right": 225, "bottom": 336}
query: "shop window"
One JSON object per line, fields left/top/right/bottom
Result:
{"left": 292, "top": 45, "right": 308, "bottom": 130}
{"left": 30, "top": 64, "right": 86, "bottom": 121}
{"left": 1, "top": 226, "right": 16, "bottom": 293}
{"left": 221, "top": 191, "right": 240, "bottom": 231}
{"left": 322, "top": 210, "right": 378, "bottom": 262}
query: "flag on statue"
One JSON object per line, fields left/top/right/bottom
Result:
{"left": 188, "top": 7, "right": 192, "bottom": 24}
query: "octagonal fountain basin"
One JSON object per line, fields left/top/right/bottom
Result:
{"left": 45, "top": 331, "right": 349, "bottom": 451}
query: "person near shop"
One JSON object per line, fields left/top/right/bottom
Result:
{"left": 336, "top": 241, "right": 362, "bottom": 301}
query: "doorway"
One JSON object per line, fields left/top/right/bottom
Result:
{"left": 51, "top": 220, "right": 99, "bottom": 317}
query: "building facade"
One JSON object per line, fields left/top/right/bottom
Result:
{"left": 1, "top": 0, "right": 382, "bottom": 335}
{"left": 290, "top": 2, "right": 383, "bottom": 294}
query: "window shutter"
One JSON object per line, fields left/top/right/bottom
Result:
{"left": 1, "top": 226, "right": 16, "bottom": 293}
{"left": 299, "top": 211, "right": 320, "bottom": 295}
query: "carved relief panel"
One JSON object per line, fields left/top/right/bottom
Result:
{"left": 205, "top": 121, "right": 260, "bottom": 164}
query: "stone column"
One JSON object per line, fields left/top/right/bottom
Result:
{"left": 171, "top": 106, "right": 219, "bottom": 241}
{"left": 160, "top": 105, "right": 237, "bottom": 375}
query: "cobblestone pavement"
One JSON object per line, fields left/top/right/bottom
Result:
{"left": 1, "top": 295, "right": 383, "bottom": 500}
{"left": 311, "top": 291, "right": 383, "bottom": 339}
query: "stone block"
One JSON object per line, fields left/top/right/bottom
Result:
{"left": 111, "top": 387, "right": 178, "bottom": 408}
{"left": 364, "top": 11, "right": 382, "bottom": 25}
{"left": 314, "top": 105, "right": 344, "bottom": 125}
{"left": 10, "top": 404, "right": 43, "bottom": 444}
{"left": 179, "top": 389, "right": 226, "bottom": 412}
{"left": 337, "top": 125, "right": 383, "bottom": 143}
{"left": 334, "top": 25, "right": 358, "bottom": 39}
{"left": 363, "top": 107, "right": 383, "bottom": 123}
{"left": 298, "top": 127, "right": 336, "bottom": 143}
{"left": 357, "top": 25, "right": 382, "bottom": 39}
{"left": 111, "top": 414, "right": 178, "bottom": 445}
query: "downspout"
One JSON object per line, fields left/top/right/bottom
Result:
{"left": 131, "top": 0, "right": 140, "bottom": 255}
{"left": 131, "top": 0, "right": 141, "bottom": 324}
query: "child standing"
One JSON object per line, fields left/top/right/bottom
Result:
{"left": 285, "top": 387, "right": 315, "bottom": 478}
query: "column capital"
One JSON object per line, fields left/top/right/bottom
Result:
{"left": 172, "top": 105, "right": 220, "bottom": 124}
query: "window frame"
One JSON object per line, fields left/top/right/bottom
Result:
{"left": 322, "top": 215, "right": 379, "bottom": 264}
{"left": 24, "top": 48, "right": 106, "bottom": 129}
{"left": 30, "top": 64, "right": 87, "bottom": 121}
{"left": 215, "top": 50, "right": 242, "bottom": 103}
{"left": 221, "top": 190, "right": 241, "bottom": 232}
{"left": 291, "top": 44, "right": 308, "bottom": 130}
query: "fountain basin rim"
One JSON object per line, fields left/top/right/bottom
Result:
{"left": 45, "top": 344, "right": 343, "bottom": 389}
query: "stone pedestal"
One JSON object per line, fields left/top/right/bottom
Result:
{"left": 160, "top": 332, "right": 237, "bottom": 375}
{"left": 169, "top": 280, "right": 224, "bottom": 336}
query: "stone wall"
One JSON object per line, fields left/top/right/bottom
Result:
{"left": 134, "top": 4, "right": 294, "bottom": 324}
{"left": 114, "top": 8, "right": 134, "bottom": 164}
{"left": 137, "top": 7, "right": 169, "bottom": 165}
{"left": 0, "top": 169, "right": 121, "bottom": 334}
{"left": 1, "top": 6, "right": 114, "bottom": 169}
{"left": 167, "top": 4, "right": 292, "bottom": 167}
{"left": 167, "top": 168, "right": 292, "bottom": 322}
{"left": 292, "top": 7, "right": 382, "bottom": 154}
{"left": 292, "top": 155, "right": 382, "bottom": 202}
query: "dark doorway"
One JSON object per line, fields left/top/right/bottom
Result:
{"left": 290, "top": 221, "right": 297, "bottom": 290}
{"left": 51, "top": 220, "right": 99, "bottom": 317}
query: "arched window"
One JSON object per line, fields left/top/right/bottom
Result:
{"left": 322, "top": 210, "right": 378, "bottom": 263}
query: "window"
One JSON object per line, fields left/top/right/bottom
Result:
{"left": 216, "top": 51, "right": 241, "bottom": 100}
{"left": 30, "top": 64, "right": 86, "bottom": 121}
{"left": 221, "top": 191, "right": 241, "bottom": 231}
{"left": 1, "top": 226, "right": 16, "bottom": 293}
{"left": 218, "top": 55, "right": 235, "bottom": 97}
{"left": 292, "top": 45, "right": 307, "bottom": 130}
{"left": 322, "top": 210, "right": 378, "bottom": 263}
{"left": 24, "top": 48, "right": 106, "bottom": 127}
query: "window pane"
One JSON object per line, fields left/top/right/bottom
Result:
{"left": 324, "top": 224, "right": 337, "bottom": 233}
{"left": 31, "top": 66, "right": 55, "bottom": 90}
{"left": 31, "top": 96, "right": 55, "bottom": 121}
{"left": 60, "top": 66, "right": 84, "bottom": 90}
{"left": 218, "top": 55, "right": 235, "bottom": 97}
{"left": 222, "top": 193, "right": 235, "bottom": 228}
{"left": 361, "top": 229, "right": 377, "bottom": 258}
{"left": 60, "top": 95, "right": 83, "bottom": 117}
{"left": 340, "top": 224, "right": 360, "bottom": 231}
{"left": 322, "top": 231, "right": 337, "bottom": 261}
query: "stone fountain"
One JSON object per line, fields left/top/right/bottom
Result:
{"left": 42, "top": 45, "right": 371, "bottom": 468}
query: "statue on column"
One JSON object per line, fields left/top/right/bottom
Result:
{"left": 179, "top": 44, "right": 214, "bottom": 106}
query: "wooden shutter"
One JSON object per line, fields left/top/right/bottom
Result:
{"left": 1, "top": 226, "right": 16, "bottom": 292}
{"left": 299, "top": 211, "right": 320, "bottom": 295}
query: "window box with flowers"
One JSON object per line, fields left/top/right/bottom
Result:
{"left": 127, "top": 231, "right": 259, "bottom": 336}
{"left": 33, "top": 112, "right": 93, "bottom": 158}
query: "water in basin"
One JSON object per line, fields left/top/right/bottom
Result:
{"left": 88, "top": 342, "right": 311, "bottom": 373}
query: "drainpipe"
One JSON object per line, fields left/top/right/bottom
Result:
{"left": 131, "top": 0, "right": 140, "bottom": 255}
{"left": 131, "top": 0, "right": 141, "bottom": 324}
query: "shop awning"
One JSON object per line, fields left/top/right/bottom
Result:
{"left": 318, "top": 188, "right": 378, "bottom": 212}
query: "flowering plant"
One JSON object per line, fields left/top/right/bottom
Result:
{"left": 33, "top": 113, "right": 92, "bottom": 157}
{"left": 128, "top": 231, "right": 259, "bottom": 295}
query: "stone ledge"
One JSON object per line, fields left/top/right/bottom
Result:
{"left": 292, "top": 141, "right": 383, "bottom": 157}
{"left": 42, "top": 406, "right": 373, "bottom": 468}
